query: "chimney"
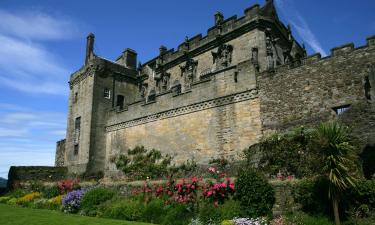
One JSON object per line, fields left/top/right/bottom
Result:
{"left": 85, "top": 33, "right": 95, "bottom": 65}
{"left": 122, "top": 48, "right": 137, "bottom": 70}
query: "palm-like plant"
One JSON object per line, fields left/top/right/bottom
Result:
{"left": 314, "top": 121, "right": 358, "bottom": 225}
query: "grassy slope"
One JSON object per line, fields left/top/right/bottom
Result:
{"left": 0, "top": 204, "right": 153, "bottom": 225}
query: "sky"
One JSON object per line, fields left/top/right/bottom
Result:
{"left": 0, "top": 0, "right": 374, "bottom": 179}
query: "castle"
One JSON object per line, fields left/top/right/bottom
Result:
{"left": 55, "top": 0, "right": 375, "bottom": 176}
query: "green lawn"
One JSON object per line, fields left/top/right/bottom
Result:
{"left": 0, "top": 204, "right": 153, "bottom": 225}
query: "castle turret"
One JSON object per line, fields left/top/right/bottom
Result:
{"left": 85, "top": 33, "right": 95, "bottom": 65}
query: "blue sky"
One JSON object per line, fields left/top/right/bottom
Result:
{"left": 0, "top": 0, "right": 374, "bottom": 179}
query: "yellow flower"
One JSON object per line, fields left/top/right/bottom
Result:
{"left": 16, "top": 192, "right": 41, "bottom": 205}
{"left": 221, "top": 220, "right": 234, "bottom": 225}
{"left": 48, "top": 195, "right": 64, "bottom": 205}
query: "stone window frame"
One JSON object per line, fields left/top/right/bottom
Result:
{"left": 103, "top": 88, "right": 111, "bottom": 99}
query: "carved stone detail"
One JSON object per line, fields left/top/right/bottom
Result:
{"left": 180, "top": 57, "right": 198, "bottom": 89}
{"left": 212, "top": 44, "right": 233, "bottom": 71}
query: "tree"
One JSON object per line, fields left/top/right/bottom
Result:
{"left": 313, "top": 121, "right": 358, "bottom": 225}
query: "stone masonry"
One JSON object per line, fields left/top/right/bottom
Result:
{"left": 56, "top": 0, "right": 375, "bottom": 176}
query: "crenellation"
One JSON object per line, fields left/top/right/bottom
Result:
{"left": 244, "top": 4, "right": 260, "bottom": 18}
{"left": 367, "top": 35, "right": 375, "bottom": 46}
{"left": 331, "top": 43, "right": 355, "bottom": 56}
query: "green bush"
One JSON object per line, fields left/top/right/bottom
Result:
{"left": 99, "top": 199, "right": 145, "bottom": 221}
{"left": 42, "top": 186, "right": 60, "bottom": 199}
{"left": 219, "top": 200, "right": 242, "bottom": 220}
{"left": 286, "top": 211, "right": 334, "bottom": 225}
{"left": 245, "top": 127, "right": 320, "bottom": 178}
{"left": 161, "top": 204, "right": 194, "bottom": 225}
{"left": 142, "top": 198, "right": 167, "bottom": 224}
{"left": 198, "top": 203, "right": 221, "bottom": 225}
{"left": 81, "top": 188, "right": 116, "bottom": 216}
{"left": 0, "top": 196, "right": 10, "bottom": 203}
{"left": 292, "top": 178, "right": 330, "bottom": 216}
{"left": 234, "top": 169, "right": 275, "bottom": 217}
{"left": 4, "top": 189, "right": 26, "bottom": 198}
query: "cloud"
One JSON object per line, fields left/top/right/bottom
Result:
{"left": 0, "top": 9, "right": 81, "bottom": 41}
{"left": 275, "top": 0, "right": 328, "bottom": 56}
{"left": 0, "top": 9, "right": 81, "bottom": 95}
{"left": 0, "top": 103, "right": 66, "bottom": 178}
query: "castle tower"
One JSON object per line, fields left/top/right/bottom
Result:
{"left": 64, "top": 33, "right": 139, "bottom": 175}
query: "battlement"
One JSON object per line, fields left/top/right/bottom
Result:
{"left": 259, "top": 35, "right": 375, "bottom": 75}
{"left": 134, "top": 0, "right": 290, "bottom": 70}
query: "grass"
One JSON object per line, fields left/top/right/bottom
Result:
{"left": 0, "top": 204, "right": 153, "bottom": 225}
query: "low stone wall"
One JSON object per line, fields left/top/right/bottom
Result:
{"left": 7, "top": 166, "right": 67, "bottom": 189}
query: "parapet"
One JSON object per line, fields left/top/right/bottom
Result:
{"left": 139, "top": 0, "right": 287, "bottom": 69}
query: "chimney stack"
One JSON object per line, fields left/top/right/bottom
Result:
{"left": 122, "top": 48, "right": 137, "bottom": 70}
{"left": 85, "top": 33, "right": 95, "bottom": 65}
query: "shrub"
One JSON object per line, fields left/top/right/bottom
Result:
{"left": 198, "top": 203, "right": 221, "bottom": 225}
{"left": 220, "top": 200, "right": 242, "bottom": 220}
{"left": 286, "top": 211, "right": 333, "bottom": 225}
{"left": 234, "top": 169, "right": 275, "bottom": 217}
{"left": 4, "top": 189, "right": 26, "bottom": 198}
{"left": 202, "top": 177, "right": 235, "bottom": 205}
{"left": 31, "top": 198, "right": 60, "bottom": 210}
{"left": 80, "top": 187, "right": 116, "bottom": 216}
{"left": 100, "top": 199, "right": 145, "bottom": 221}
{"left": 115, "top": 146, "right": 173, "bottom": 180}
{"left": 42, "top": 186, "right": 60, "bottom": 198}
{"left": 0, "top": 196, "right": 10, "bottom": 203}
{"left": 16, "top": 192, "right": 41, "bottom": 206}
{"left": 245, "top": 127, "right": 320, "bottom": 178}
{"left": 162, "top": 204, "right": 194, "bottom": 225}
{"left": 62, "top": 189, "right": 86, "bottom": 213}
{"left": 6, "top": 198, "right": 17, "bottom": 205}
{"left": 292, "top": 178, "right": 330, "bottom": 216}
{"left": 57, "top": 179, "right": 79, "bottom": 194}
{"left": 142, "top": 198, "right": 167, "bottom": 223}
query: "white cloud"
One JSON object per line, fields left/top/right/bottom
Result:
{"left": 275, "top": 0, "right": 328, "bottom": 56}
{"left": 0, "top": 103, "right": 67, "bottom": 178}
{"left": 0, "top": 9, "right": 82, "bottom": 95}
{"left": 0, "top": 9, "right": 80, "bottom": 41}
{"left": 0, "top": 128, "right": 28, "bottom": 138}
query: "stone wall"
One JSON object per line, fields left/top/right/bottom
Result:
{"left": 55, "top": 139, "right": 66, "bottom": 167}
{"left": 7, "top": 166, "right": 67, "bottom": 189}
{"left": 258, "top": 37, "right": 375, "bottom": 135}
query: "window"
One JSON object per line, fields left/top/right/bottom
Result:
{"left": 116, "top": 95, "right": 124, "bottom": 110}
{"left": 74, "top": 144, "right": 79, "bottom": 156}
{"left": 104, "top": 88, "right": 111, "bottom": 99}
{"left": 74, "top": 117, "right": 81, "bottom": 143}
{"left": 73, "top": 92, "right": 78, "bottom": 103}
{"left": 332, "top": 104, "right": 350, "bottom": 115}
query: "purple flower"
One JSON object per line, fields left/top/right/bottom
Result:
{"left": 62, "top": 189, "right": 86, "bottom": 213}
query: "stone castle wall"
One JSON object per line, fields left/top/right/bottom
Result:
{"left": 258, "top": 37, "right": 375, "bottom": 134}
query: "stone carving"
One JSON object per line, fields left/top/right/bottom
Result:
{"left": 180, "top": 57, "right": 198, "bottom": 89}
{"left": 212, "top": 43, "right": 233, "bottom": 71}
{"left": 171, "top": 80, "right": 182, "bottom": 95}
{"left": 161, "top": 73, "right": 170, "bottom": 92}
{"left": 140, "top": 83, "right": 148, "bottom": 99}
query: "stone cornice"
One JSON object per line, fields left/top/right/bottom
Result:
{"left": 105, "top": 88, "right": 258, "bottom": 132}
